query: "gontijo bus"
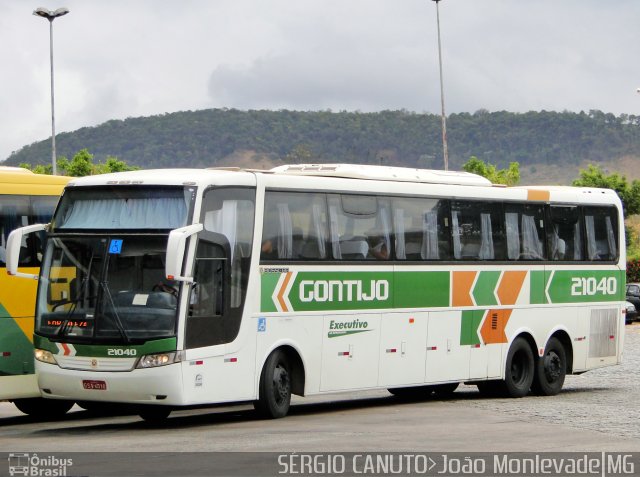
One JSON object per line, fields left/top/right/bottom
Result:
{"left": 0, "top": 166, "right": 73, "bottom": 416}
{"left": 6, "top": 164, "right": 625, "bottom": 421}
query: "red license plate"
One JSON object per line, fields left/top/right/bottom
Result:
{"left": 82, "top": 380, "right": 107, "bottom": 390}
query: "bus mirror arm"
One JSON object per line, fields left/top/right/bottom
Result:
{"left": 165, "top": 223, "right": 204, "bottom": 283}
{"left": 6, "top": 224, "right": 47, "bottom": 280}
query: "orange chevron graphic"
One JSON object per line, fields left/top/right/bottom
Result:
{"left": 480, "top": 309, "right": 512, "bottom": 344}
{"left": 277, "top": 272, "right": 293, "bottom": 312}
{"left": 61, "top": 343, "right": 72, "bottom": 356}
{"left": 452, "top": 271, "right": 477, "bottom": 307}
{"left": 496, "top": 271, "right": 527, "bottom": 305}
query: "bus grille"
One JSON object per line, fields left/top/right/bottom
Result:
{"left": 55, "top": 356, "right": 136, "bottom": 372}
{"left": 588, "top": 309, "right": 618, "bottom": 358}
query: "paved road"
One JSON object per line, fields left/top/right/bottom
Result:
{"left": 0, "top": 324, "right": 638, "bottom": 461}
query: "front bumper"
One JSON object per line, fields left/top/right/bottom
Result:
{"left": 36, "top": 361, "right": 185, "bottom": 405}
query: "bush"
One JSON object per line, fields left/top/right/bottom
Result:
{"left": 627, "top": 258, "right": 640, "bottom": 283}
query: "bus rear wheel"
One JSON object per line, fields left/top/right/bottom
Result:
{"left": 502, "top": 337, "right": 534, "bottom": 398}
{"left": 531, "top": 337, "right": 566, "bottom": 396}
{"left": 254, "top": 350, "right": 291, "bottom": 419}
{"left": 13, "top": 398, "right": 73, "bottom": 418}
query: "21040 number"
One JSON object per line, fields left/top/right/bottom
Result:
{"left": 107, "top": 348, "right": 137, "bottom": 357}
{"left": 570, "top": 277, "right": 617, "bottom": 296}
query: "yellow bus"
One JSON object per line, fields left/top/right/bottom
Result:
{"left": 0, "top": 166, "right": 73, "bottom": 416}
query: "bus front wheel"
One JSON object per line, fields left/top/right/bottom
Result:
{"left": 502, "top": 337, "right": 534, "bottom": 398}
{"left": 138, "top": 405, "right": 171, "bottom": 422}
{"left": 13, "top": 398, "right": 73, "bottom": 418}
{"left": 254, "top": 350, "right": 291, "bottom": 419}
{"left": 531, "top": 337, "right": 566, "bottom": 396}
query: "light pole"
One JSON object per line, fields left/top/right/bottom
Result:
{"left": 432, "top": 0, "right": 449, "bottom": 171}
{"left": 33, "top": 7, "right": 69, "bottom": 175}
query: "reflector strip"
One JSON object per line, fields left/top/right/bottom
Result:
{"left": 472, "top": 344, "right": 481, "bottom": 348}
{"left": 189, "top": 360, "right": 204, "bottom": 366}
{"left": 427, "top": 346, "right": 437, "bottom": 351}
{"left": 574, "top": 336, "right": 586, "bottom": 342}
{"left": 386, "top": 348, "right": 397, "bottom": 353}
{"left": 224, "top": 357, "right": 238, "bottom": 363}
{"left": 409, "top": 318, "right": 415, "bottom": 324}
{"left": 2, "top": 352, "right": 10, "bottom": 357}
{"left": 609, "top": 335, "right": 615, "bottom": 340}
{"left": 338, "top": 351, "right": 350, "bottom": 356}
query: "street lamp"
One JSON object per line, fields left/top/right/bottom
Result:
{"left": 432, "top": 0, "right": 449, "bottom": 171}
{"left": 33, "top": 7, "right": 69, "bottom": 175}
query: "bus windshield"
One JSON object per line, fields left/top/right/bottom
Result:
{"left": 36, "top": 235, "right": 179, "bottom": 343}
{"left": 51, "top": 186, "right": 193, "bottom": 231}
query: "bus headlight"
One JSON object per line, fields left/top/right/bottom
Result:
{"left": 34, "top": 349, "right": 57, "bottom": 365}
{"left": 136, "top": 351, "right": 183, "bottom": 369}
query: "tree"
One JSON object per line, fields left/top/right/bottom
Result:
{"left": 462, "top": 156, "right": 520, "bottom": 186}
{"left": 572, "top": 164, "right": 640, "bottom": 217}
{"left": 20, "top": 149, "right": 139, "bottom": 177}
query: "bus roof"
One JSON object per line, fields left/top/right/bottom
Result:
{"left": 0, "top": 167, "right": 71, "bottom": 195}
{"left": 270, "top": 163, "right": 492, "bottom": 186}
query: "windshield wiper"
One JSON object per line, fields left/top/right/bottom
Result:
{"left": 99, "top": 281, "right": 131, "bottom": 344}
{"left": 56, "top": 253, "right": 96, "bottom": 339}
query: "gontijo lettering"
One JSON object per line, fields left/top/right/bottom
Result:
{"left": 299, "top": 280, "right": 389, "bottom": 302}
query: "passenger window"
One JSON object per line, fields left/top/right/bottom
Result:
{"left": 451, "top": 201, "right": 505, "bottom": 261}
{"left": 548, "top": 206, "right": 583, "bottom": 261}
{"left": 504, "top": 204, "right": 546, "bottom": 260}
{"left": 392, "top": 197, "right": 450, "bottom": 260}
{"left": 583, "top": 206, "right": 618, "bottom": 261}
{"left": 0, "top": 196, "right": 33, "bottom": 266}
{"left": 327, "top": 194, "right": 391, "bottom": 261}
{"left": 261, "top": 192, "right": 328, "bottom": 261}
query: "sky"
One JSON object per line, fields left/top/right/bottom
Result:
{"left": 1, "top": 0, "right": 640, "bottom": 162}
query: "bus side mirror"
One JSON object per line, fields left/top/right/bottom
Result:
{"left": 6, "top": 224, "right": 47, "bottom": 280}
{"left": 166, "top": 223, "right": 203, "bottom": 283}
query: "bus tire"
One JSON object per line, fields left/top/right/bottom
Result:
{"left": 138, "top": 405, "right": 171, "bottom": 422}
{"left": 531, "top": 337, "right": 566, "bottom": 396}
{"left": 13, "top": 398, "right": 73, "bottom": 418}
{"left": 502, "top": 337, "right": 534, "bottom": 398}
{"left": 432, "top": 382, "right": 459, "bottom": 396}
{"left": 254, "top": 349, "right": 292, "bottom": 419}
{"left": 388, "top": 386, "right": 434, "bottom": 399}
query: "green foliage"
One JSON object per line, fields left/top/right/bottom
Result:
{"left": 572, "top": 164, "right": 640, "bottom": 217}
{"left": 6, "top": 109, "right": 640, "bottom": 171}
{"left": 627, "top": 258, "right": 640, "bottom": 282}
{"left": 20, "top": 149, "right": 138, "bottom": 177}
{"left": 462, "top": 156, "right": 520, "bottom": 186}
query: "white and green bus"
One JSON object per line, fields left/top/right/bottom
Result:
{"left": 6, "top": 164, "right": 626, "bottom": 421}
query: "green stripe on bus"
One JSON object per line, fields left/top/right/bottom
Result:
{"left": 0, "top": 304, "right": 35, "bottom": 376}
{"left": 472, "top": 271, "right": 501, "bottom": 306}
{"left": 460, "top": 310, "right": 483, "bottom": 346}
{"left": 34, "top": 336, "right": 178, "bottom": 358}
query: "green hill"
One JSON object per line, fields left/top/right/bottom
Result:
{"left": 5, "top": 109, "right": 640, "bottom": 183}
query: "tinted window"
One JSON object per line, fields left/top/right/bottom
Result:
{"left": 451, "top": 201, "right": 505, "bottom": 261}
{"left": 548, "top": 206, "right": 583, "bottom": 261}
{"left": 583, "top": 206, "right": 618, "bottom": 261}
{"left": 391, "top": 197, "right": 450, "bottom": 260}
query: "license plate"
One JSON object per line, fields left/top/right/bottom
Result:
{"left": 82, "top": 380, "right": 107, "bottom": 390}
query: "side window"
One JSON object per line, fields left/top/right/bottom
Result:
{"left": 327, "top": 194, "right": 392, "bottom": 261}
{"left": 583, "top": 206, "right": 618, "bottom": 261}
{"left": 450, "top": 201, "right": 505, "bottom": 261}
{"left": 504, "top": 204, "right": 546, "bottom": 260}
{"left": 0, "top": 196, "right": 32, "bottom": 267}
{"left": 261, "top": 192, "right": 328, "bottom": 261}
{"left": 548, "top": 206, "right": 583, "bottom": 261}
{"left": 392, "top": 197, "right": 450, "bottom": 260}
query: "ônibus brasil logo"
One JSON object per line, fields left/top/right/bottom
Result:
{"left": 328, "top": 319, "right": 371, "bottom": 338}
